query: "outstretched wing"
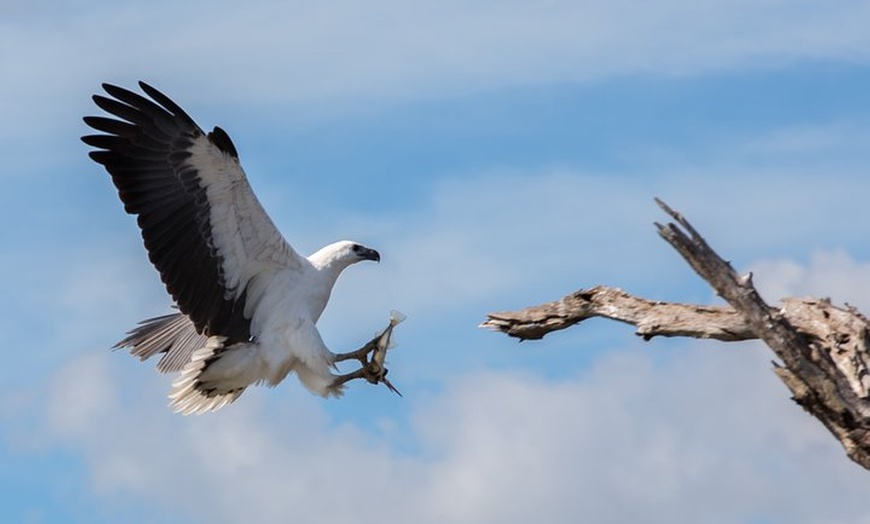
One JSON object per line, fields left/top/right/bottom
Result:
{"left": 83, "top": 81, "right": 305, "bottom": 344}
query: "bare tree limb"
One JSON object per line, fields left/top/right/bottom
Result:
{"left": 481, "top": 285, "right": 755, "bottom": 342}
{"left": 481, "top": 198, "right": 870, "bottom": 470}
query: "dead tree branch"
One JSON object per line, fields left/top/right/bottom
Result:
{"left": 481, "top": 199, "right": 870, "bottom": 470}
{"left": 481, "top": 285, "right": 755, "bottom": 342}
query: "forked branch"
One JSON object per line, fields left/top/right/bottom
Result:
{"left": 481, "top": 199, "right": 870, "bottom": 470}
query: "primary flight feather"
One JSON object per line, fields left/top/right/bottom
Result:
{"left": 82, "top": 81, "right": 381, "bottom": 414}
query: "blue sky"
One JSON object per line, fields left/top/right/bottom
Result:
{"left": 3, "top": 1, "right": 870, "bottom": 522}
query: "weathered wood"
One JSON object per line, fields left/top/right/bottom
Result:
{"left": 482, "top": 285, "right": 755, "bottom": 341}
{"left": 481, "top": 199, "right": 870, "bottom": 470}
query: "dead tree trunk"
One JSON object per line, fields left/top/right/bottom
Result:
{"left": 480, "top": 199, "right": 870, "bottom": 470}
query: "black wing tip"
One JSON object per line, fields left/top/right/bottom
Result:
{"left": 80, "top": 116, "right": 97, "bottom": 143}
{"left": 136, "top": 80, "right": 162, "bottom": 101}
{"left": 80, "top": 133, "right": 101, "bottom": 147}
{"left": 95, "top": 80, "right": 157, "bottom": 99}
{"left": 207, "top": 126, "right": 239, "bottom": 160}
{"left": 90, "top": 80, "right": 200, "bottom": 131}
{"left": 137, "top": 80, "right": 156, "bottom": 93}
{"left": 100, "top": 82, "right": 131, "bottom": 99}
{"left": 81, "top": 115, "right": 113, "bottom": 129}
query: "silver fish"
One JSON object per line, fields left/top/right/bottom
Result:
{"left": 329, "top": 310, "right": 406, "bottom": 395}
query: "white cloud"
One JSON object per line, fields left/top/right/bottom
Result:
{"left": 739, "top": 123, "right": 870, "bottom": 160}
{"left": 3, "top": 0, "right": 870, "bottom": 137}
{"left": 19, "top": 337, "right": 870, "bottom": 524}
{"left": 752, "top": 249, "right": 870, "bottom": 311}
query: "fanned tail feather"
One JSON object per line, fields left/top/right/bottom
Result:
{"left": 115, "top": 312, "right": 207, "bottom": 373}
{"left": 168, "top": 337, "right": 246, "bottom": 415}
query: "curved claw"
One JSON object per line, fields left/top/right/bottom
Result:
{"left": 330, "top": 361, "right": 402, "bottom": 396}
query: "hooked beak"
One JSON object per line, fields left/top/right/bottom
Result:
{"left": 363, "top": 247, "right": 380, "bottom": 263}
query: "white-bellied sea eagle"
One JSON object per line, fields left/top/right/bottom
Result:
{"left": 82, "top": 82, "right": 385, "bottom": 414}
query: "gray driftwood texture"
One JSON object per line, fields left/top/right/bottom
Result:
{"left": 481, "top": 199, "right": 870, "bottom": 470}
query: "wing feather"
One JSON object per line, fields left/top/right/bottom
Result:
{"left": 83, "top": 81, "right": 305, "bottom": 342}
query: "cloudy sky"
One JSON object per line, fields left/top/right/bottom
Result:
{"left": 3, "top": 1, "right": 870, "bottom": 522}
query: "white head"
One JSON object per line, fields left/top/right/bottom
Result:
{"left": 307, "top": 240, "right": 380, "bottom": 272}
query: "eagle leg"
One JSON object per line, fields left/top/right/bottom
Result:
{"left": 331, "top": 335, "right": 402, "bottom": 396}
{"left": 333, "top": 336, "right": 379, "bottom": 365}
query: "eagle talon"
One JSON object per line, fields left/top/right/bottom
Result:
{"left": 329, "top": 362, "right": 401, "bottom": 396}
{"left": 329, "top": 311, "right": 405, "bottom": 396}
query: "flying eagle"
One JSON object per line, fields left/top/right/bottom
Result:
{"left": 82, "top": 82, "right": 383, "bottom": 414}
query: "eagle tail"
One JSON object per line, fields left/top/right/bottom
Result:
{"left": 168, "top": 337, "right": 248, "bottom": 415}
{"left": 115, "top": 312, "right": 206, "bottom": 374}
